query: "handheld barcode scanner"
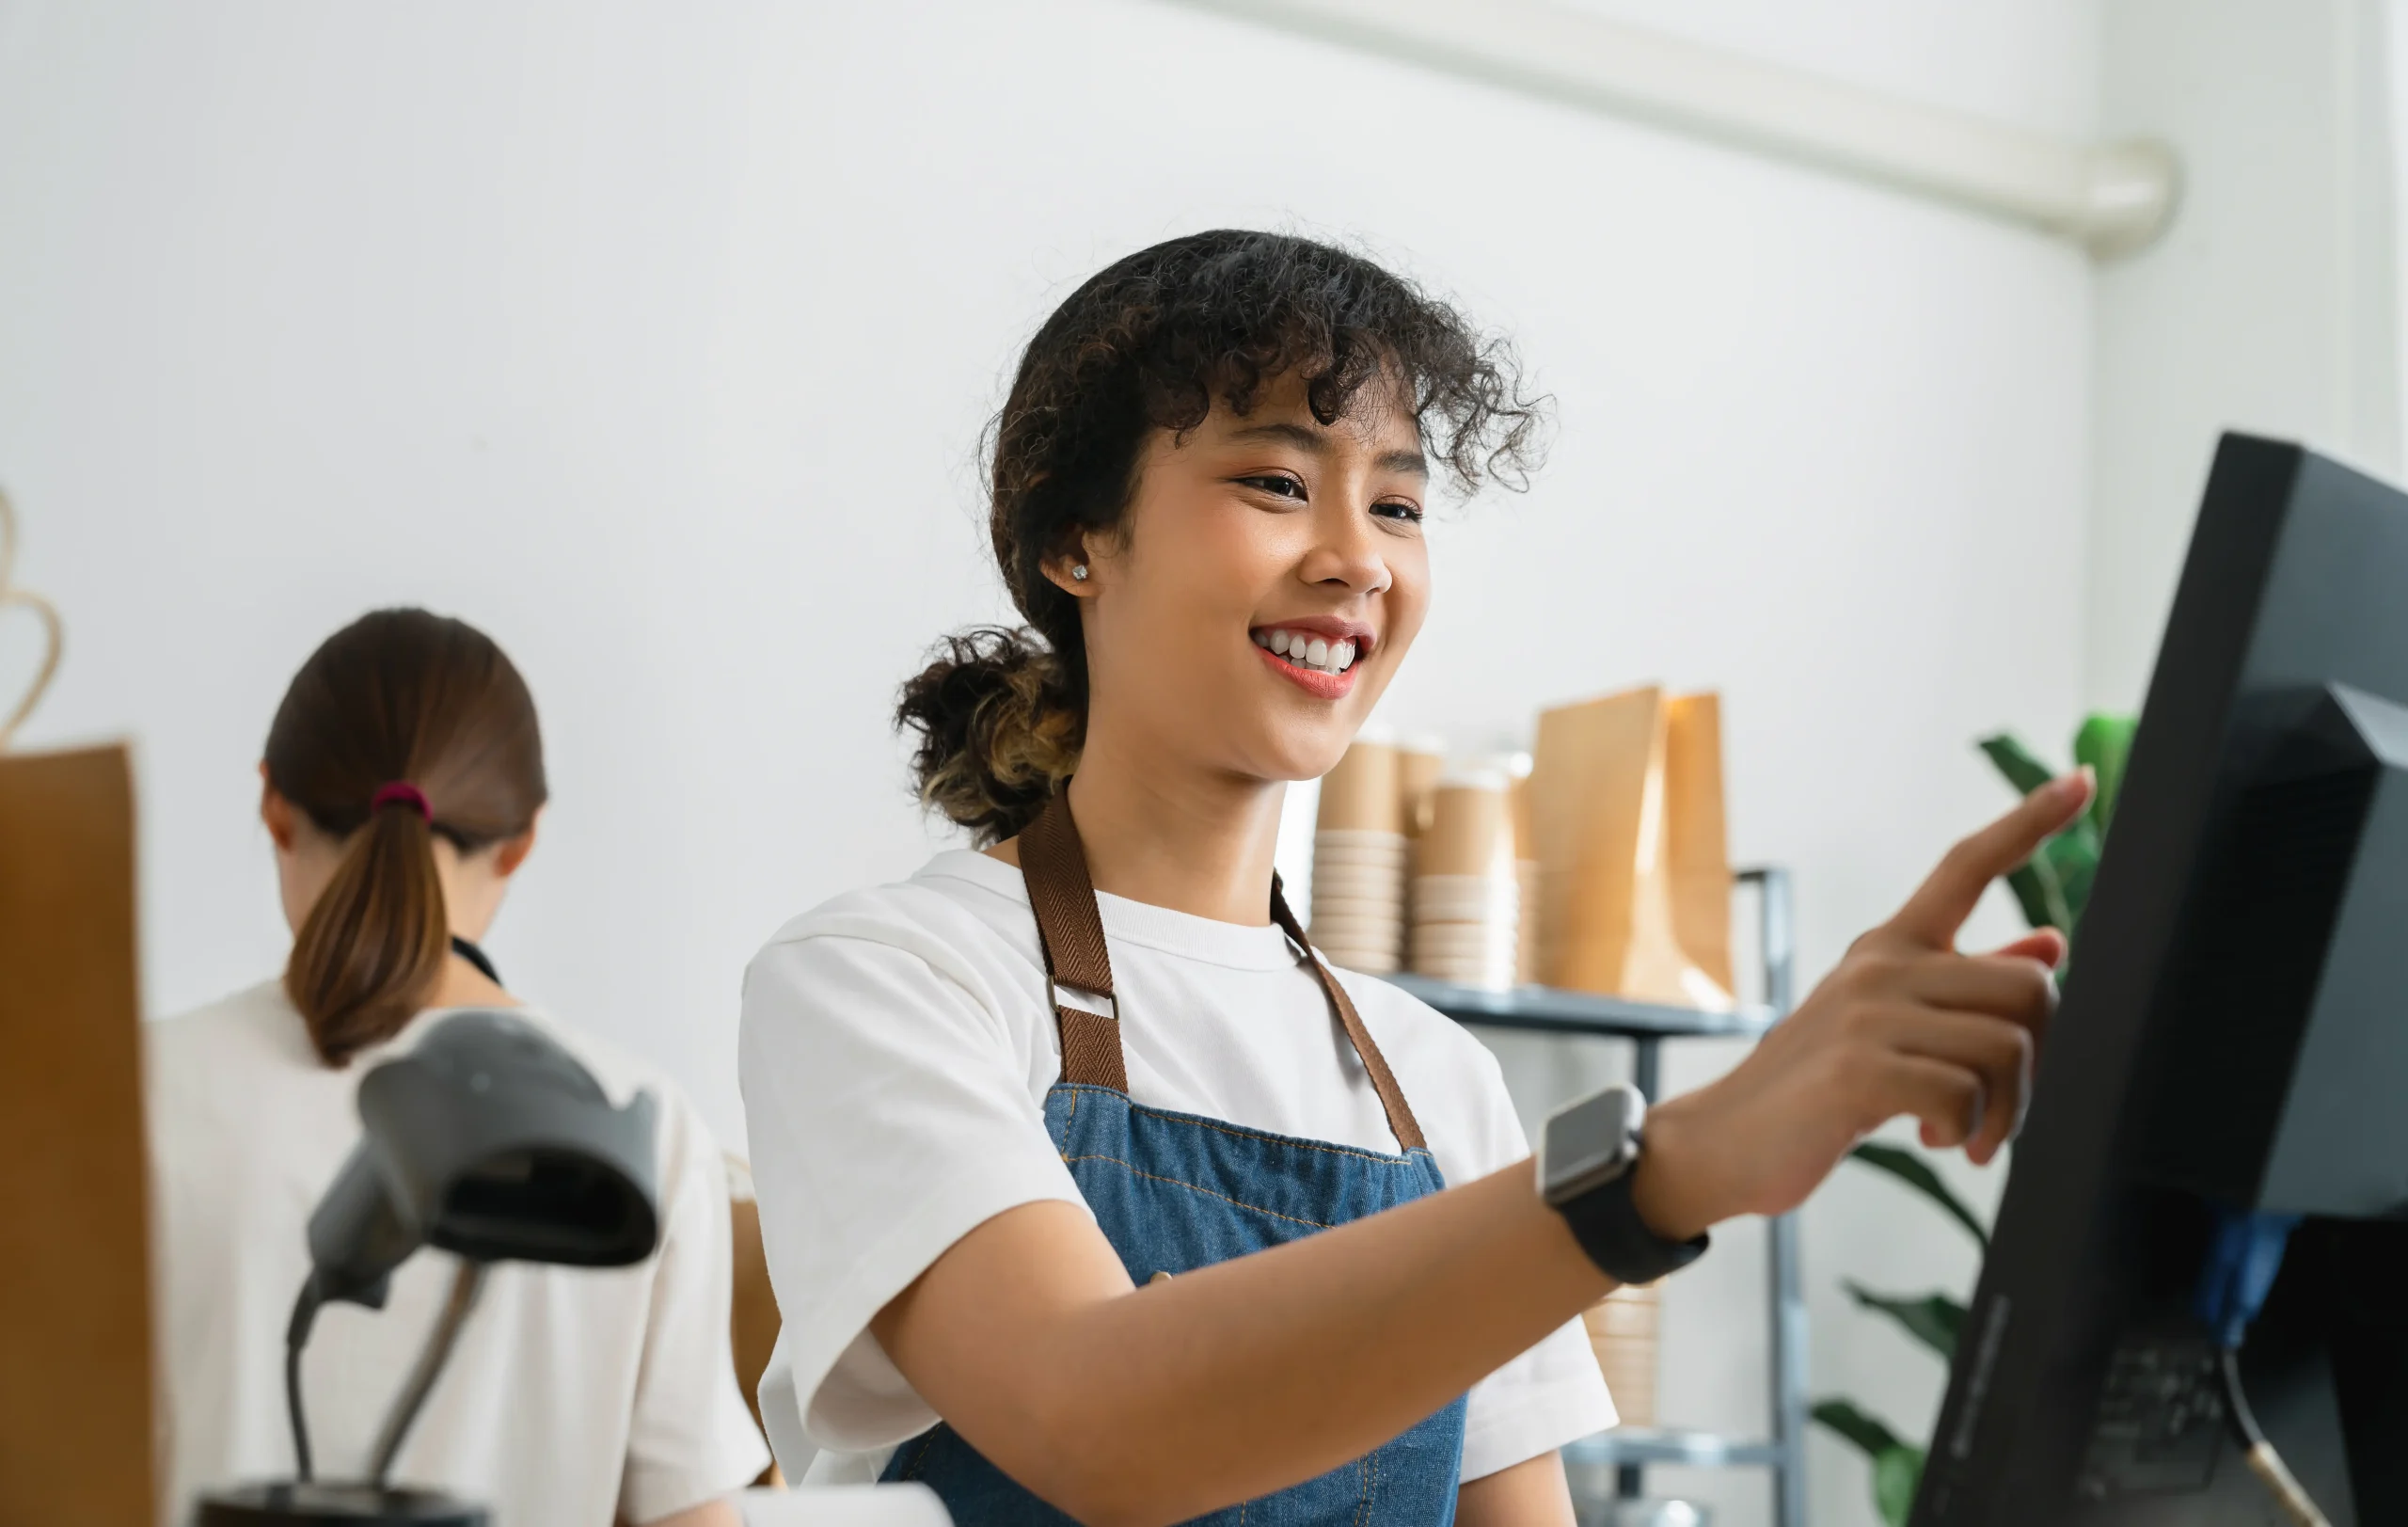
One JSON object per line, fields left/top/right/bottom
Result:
{"left": 198, "top": 1010, "right": 659, "bottom": 1527}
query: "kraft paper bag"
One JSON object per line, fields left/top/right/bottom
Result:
{"left": 1665, "top": 692, "right": 1735, "bottom": 995}
{"left": 0, "top": 743, "right": 154, "bottom": 1527}
{"left": 1530, "top": 687, "right": 1732, "bottom": 1008}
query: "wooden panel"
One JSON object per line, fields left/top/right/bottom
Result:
{"left": 728, "top": 1180, "right": 784, "bottom": 1486}
{"left": 0, "top": 744, "right": 151, "bottom": 1526}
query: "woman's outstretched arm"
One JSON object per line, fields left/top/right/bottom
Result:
{"left": 872, "top": 775, "right": 2088, "bottom": 1527}
{"left": 1455, "top": 1451, "right": 1576, "bottom": 1527}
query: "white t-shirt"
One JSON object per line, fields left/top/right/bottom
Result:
{"left": 738, "top": 849, "right": 1613, "bottom": 1489}
{"left": 147, "top": 981, "right": 770, "bottom": 1527}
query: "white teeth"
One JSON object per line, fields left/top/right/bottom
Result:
{"left": 1256, "top": 628, "right": 1362, "bottom": 673}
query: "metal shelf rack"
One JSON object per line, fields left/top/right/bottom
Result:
{"left": 1385, "top": 866, "right": 1805, "bottom": 1527}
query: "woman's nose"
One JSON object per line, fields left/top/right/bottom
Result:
{"left": 1299, "top": 506, "right": 1391, "bottom": 596}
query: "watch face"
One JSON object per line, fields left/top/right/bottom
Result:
{"left": 1543, "top": 1085, "right": 1639, "bottom": 1201}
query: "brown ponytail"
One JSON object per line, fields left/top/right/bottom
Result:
{"left": 265, "top": 610, "right": 547, "bottom": 1067}
{"left": 896, "top": 230, "right": 1542, "bottom": 844}
{"left": 896, "top": 627, "right": 1083, "bottom": 846}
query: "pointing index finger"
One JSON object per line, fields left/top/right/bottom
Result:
{"left": 1887, "top": 771, "right": 2095, "bottom": 948}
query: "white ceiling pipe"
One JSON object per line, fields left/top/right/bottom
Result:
{"left": 1162, "top": 0, "right": 2180, "bottom": 259}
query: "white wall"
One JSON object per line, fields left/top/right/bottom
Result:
{"left": 0, "top": 4, "right": 2097, "bottom": 1523}
{"left": 2087, "top": 0, "right": 2404, "bottom": 711}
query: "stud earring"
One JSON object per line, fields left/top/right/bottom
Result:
{"left": 1071, "top": 565, "right": 1089, "bottom": 581}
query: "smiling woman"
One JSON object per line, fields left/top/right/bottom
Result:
{"left": 895, "top": 230, "right": 1542, "bottom": 851}
{"left": 740, "top": 230, "right": 2083, "bottom": 1527}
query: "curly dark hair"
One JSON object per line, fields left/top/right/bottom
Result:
{"left": 897, "top": 229, "right": 1547, "bottom": 844}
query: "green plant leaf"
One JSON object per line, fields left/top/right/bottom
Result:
{"left": 2036, "top": 817, "right": 2102, "bottom": 931}
{"left": 1844, "top": 1280, "right": 1967, "bottom": 1361}
{"left": 2075, "top": 713, "right": 2138, "bottom": 832}
{"left": 1982, "top": 731, "right": 2108, "bottom": 931}
{"left": 1811, "top": 1397, "right": 1906, "bottom": 1459}
{"left": 1846, "top": 1141, "right": 1991, "bottom": 1249}
{"left": 2002, "top": 861, "right": 2062, "bottom": 931}
{"left": 1977, "top": 733, "right": 2057, "bottom": 795}
{"left": 1875, "top": 1443, "right": 1928, "bottom": 1527}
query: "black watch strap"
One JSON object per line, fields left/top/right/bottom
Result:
{"left": 1553, "top": 1158, "right": 1710, "bottom": 1286}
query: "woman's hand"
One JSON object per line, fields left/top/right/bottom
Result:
{"left": 1631, "top": 771, "right": 2093, "bottom": 1242}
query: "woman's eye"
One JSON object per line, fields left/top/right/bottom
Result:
{"left": 1372, "top": 500, "right": 1425, "bottom": 523}
{"left": 1238, "top": 474, "right": 1307, "bottom": 501}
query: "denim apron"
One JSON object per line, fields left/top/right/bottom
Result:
{"left": 880, "top": 794, "right": 1469, "bottom": 1525}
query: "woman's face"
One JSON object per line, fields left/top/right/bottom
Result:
{"left": 1061, "top": 371, "right": 1430, "bottom": 786}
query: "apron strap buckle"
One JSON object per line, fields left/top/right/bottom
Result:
{"left": 1019, "top": 788, "right": 1426, "bottom": 1152}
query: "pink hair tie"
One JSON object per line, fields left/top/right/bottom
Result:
{"left": 370, "top": 781, "right": 432, "bottom": 820}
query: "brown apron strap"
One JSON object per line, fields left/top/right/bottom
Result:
{"left": 1016, "top": 791, "right": 1427, "bottom": 1153}
{"left": 1018, "top": 792, "right": 1127, "bottom": 1092}
{"left": 1266, "top": 876, "right": 1428, "bottom": 1153}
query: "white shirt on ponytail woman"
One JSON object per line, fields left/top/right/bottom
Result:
{"left": 147, "top": 608, "right": 768, "bottom": 1527}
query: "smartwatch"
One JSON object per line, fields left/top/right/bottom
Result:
{"left": 1536, "top": 1083, "right": 1709, "bottom": 1285}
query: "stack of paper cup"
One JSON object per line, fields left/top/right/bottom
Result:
{"left": 1395, "top": 737, "right": 1446, "bottom": 968}
{"left": 1515, "top": 860, "right": 1541, "bottom": 985}
{"left": 1409, "top": 773, "right": 1519, "bottom": 989}
{"left": 1397, "top": 737, "right": 1446, "bottom": 841}
{"left": 1582, "top": 1282, "right": 1661, "bottom": 1428}
{"left": 1506, "top": 755, "right": 1539, "bottom": 985}
{"left": 1310, "top": 741, "right": 1406, "bottom": 973}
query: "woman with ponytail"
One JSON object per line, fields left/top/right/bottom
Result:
{"left": 148, "top": 609, "right": 768, "bottom": 1527}
{"left": 741, "top": 231, "right": 2083, "bottom": 1525}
